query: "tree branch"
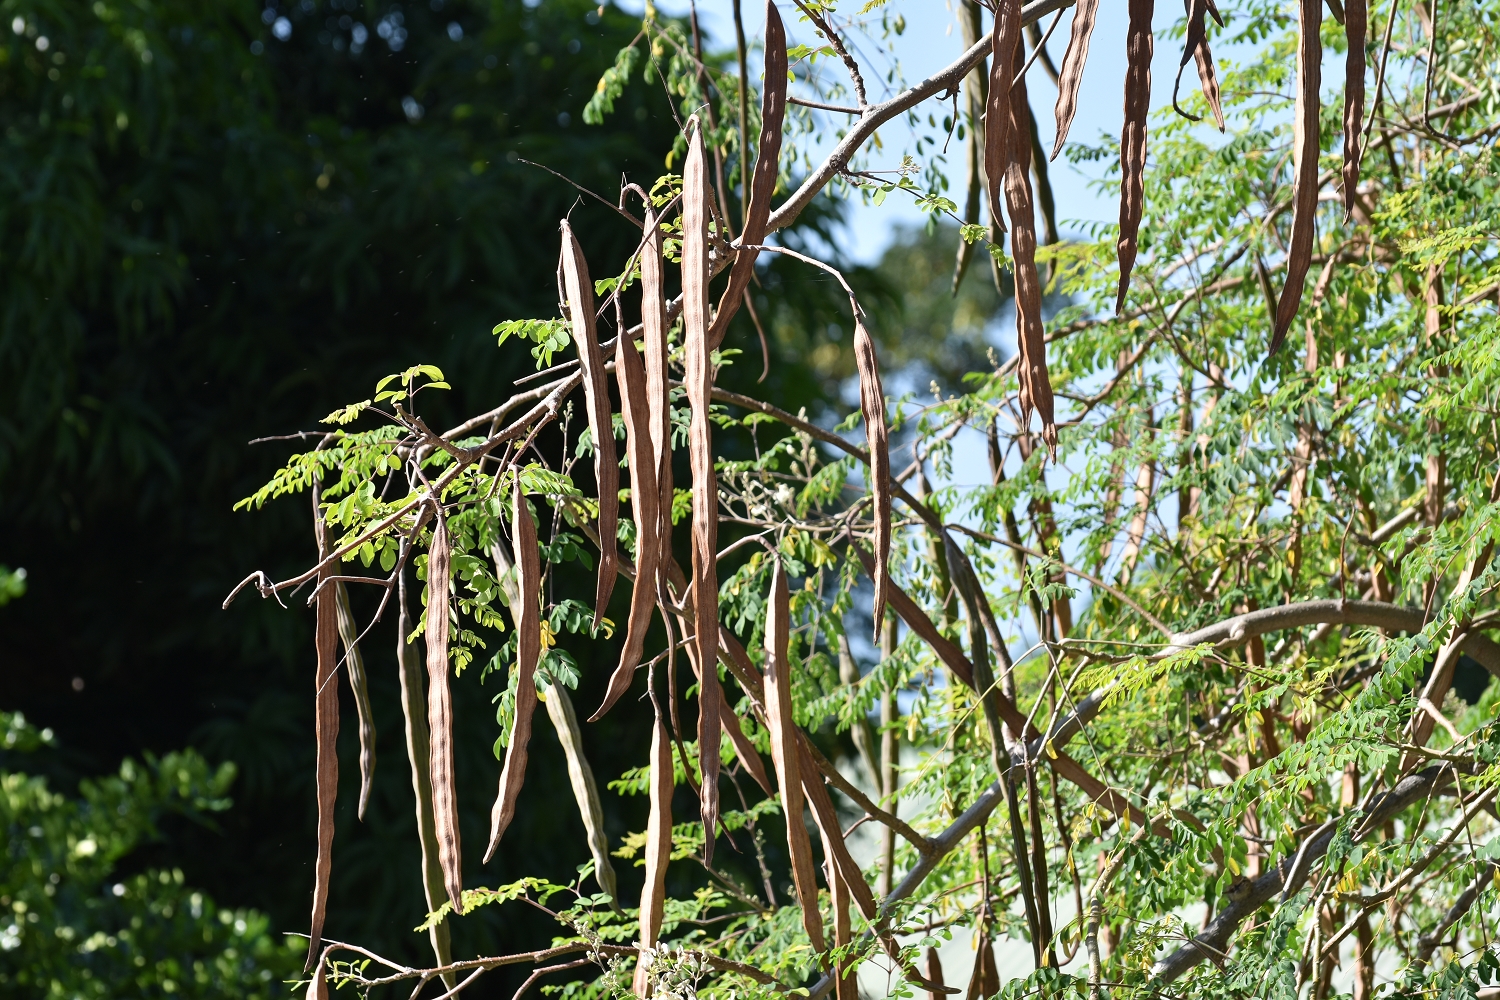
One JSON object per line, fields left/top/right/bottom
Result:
{"left": 1150, "top": 765, "right": 1471, "bottom": 983}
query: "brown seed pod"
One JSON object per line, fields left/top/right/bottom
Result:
{"left": 559, "top": 220, "right": 618, "bottom": 626}
{"left": 764, "top": 560, "right": 826, "bottom": 953}
{"left": 640, "top": 206, "right": 674, "bottom": 592}
{"left": 1116, "top": 0, "right": 1155, "bottom": 315}
{"left": 1004, "top": 49, "right": 1057, "bottom": 452}
{"left": 983, "top": 0, "right": 1023, "bottom": 230}
{"left": 817, "top": 826, "right": 856, "bottom": 1000}
{"left": 1342, "top": 0, "right": 1366, "bottom": 217}
{"left": 631, "top": 707, "right": 674, "bottom": 997}
{"left": 1192, "top": 35, "right": 1226, "bottom": 132}
{"left": 852, "top": 315, "right": 892, "bottom": 638}
{"left": 591, "top": 324, "right": 659, "bottom": 721}
{"left": 1270, "top": 0, "right": 1322, "bottom": 355}
{"left": 1050, "top": 0, "right": 1100, "bottom": 159}
{"left": 396, "top": 558, "right": 455, "bottom": 984}
{"left": 484, "top": 474, "right": 543, "bottom": 862}
{"left": 924, "top": 946, "right": 946, "bottom": 1000}
{"left": 800, "top": 750, "right": 878, "bottom": 921}
{"left": 965, "top": 932, "right": 1000, "bottom": 1000}
{"left": 306, "top": 488, "right": 341, "bottom": 971}
{"left": 1172, "top": 0, "right": 1225, "bottom": 131}
{"left": 718, "top": 683, "right": 774, "bottom": 796}
{"left": 707, "top": 0, "right": 787, "bottom": 350}
{"left": 424, "top": 509, "right": 464, "bottom": 911}
{"left": 307, "top": 954, "right": 330, "bottom": 1000}
{"left": 683, "top": 119, "right": 722, "bottom": 864}
{"left": 333, "top": 582, "right": 376, "bottom": 821}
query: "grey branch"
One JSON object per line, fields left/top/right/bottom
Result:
{"left": 1150, "top": 765, "right": 1468, "bottom": 983}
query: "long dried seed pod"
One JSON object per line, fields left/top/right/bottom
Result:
{"left": 801, "top": 754, "right": 879, "bottom": 921}
{"left": 1026, "top": 99, "right": 1059, "bottom": 250}
{"left": 1115, "top": 0, "right": 1155, "bottom": 314}
{"left": 683, "top": 119, "right": 722, "bottom": 864}
{"left": 560, "top": 220, "right": 618, "bottom": 625}
{"left": 308, "top": 954, "right": 330, "bottom": 1000}
{"left": 852, "top": 314, "right": 891, "bottom": 638}
{"left": 543, "top": 681, "right": 620, "bottom": 904}
{"left": 1004, "top": 48, "right": 1057, "bottom": 452}
{"left": 396, "top": 559, "right": 455, "bottom": 987}
{"left": 640, "top": 206, "right": 674, "bottom": 589}
{"left": 1172, "top": 0, "right": 1225, "bottom": 130}
{"left": 631, "top": 708, "right": 674, "bottom": 997}
{"left": 424, "top": 510, "right": 464, "bottom": 910}
{"left": 983, "top": 0, "right": 1023, "bottom": 229}
{"left": 1192, "top": 34, "right": 1226, "bottom": 131}
{"left": 1050, "top": 0, "right": 1099, "bottom": 159}
{"left": 484, "top": 474, "right": 543, "bottom": 862}
{"left": 924, "top": 946, "right": 946, "bottom": 1000}
{"left": 965, "top": 932, "right": 1000, "bottom": 1000}
{"left": 1342, "top": 0, "right": 1366, "bottom": 216}
{"left": 818, "top": 830, "right": 856, "bottom": 1000}
{"left": 333, "top": 581, "right": 376, "bottom": 820}
{"left": 591, "top": 325, "right": 659, "bottom": 721}
{"left": 1270, "top": 0, "right": 1322, "bottom": 355}
{"left": 718, "top": 684, "right": 774, "bottom": 796}
{"left": 953, "top": 0, "right": 986, "bottom": 294}
{"left": 306, "top": 488, "right": 340, "bottom": 971}
{"left": 764, "top": 560, "right": 827, "bottom": 952}
{"left": 707, "top": 0, "right": 787, "bottom": 350}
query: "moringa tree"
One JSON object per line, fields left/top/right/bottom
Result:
{"left": 230, "top": 0, "right": 1500, "bottom": 997}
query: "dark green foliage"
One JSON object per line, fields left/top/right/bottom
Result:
{"left": 0, "top": 711, "right": 301, "bottom": 997}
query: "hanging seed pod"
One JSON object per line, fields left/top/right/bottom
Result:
{"left": 543, "top": 682, "right": 619, "bottom": 904}
{"left": 1342, "top": 0, "right": 1366, "bottom": 217}
{"left": 965, "top": 932, "right": 1000, "bottom": 1000}
{"left": 1192, "top": 34, "right": 1226, "bottom": 131}
{"left": 307, "top": 954, "right": 330, "bottom": 1000}
{"left": 640, "top": 206, "right": 674, "bottom": 592}
{"left": 632, "top": 708, "right": 675, "bottom": 997}
{"left": 801, "top": 756, "right": 878, "bottom": 921}
{"left": 852, "top": 314, "right": 891, "bottom": 639}
{"left": 818, "top": 829, "right": 856, "bottom": 1000}
{"left": 1116, "top": 0, "right": 1155, "bottom": 315}
{"left": 424, "top": 509, "right": 464, "bottom": 910}
{"left": 591, "top": 324, "right": 659, "bottom": 721}
{"left": 953, "top": 0, "right": 987, "bottom": 293}
{"left": 333, "top": 582, "right": 376, "bottom": 820}
{"left": 718, "top": 684, "right": 774, "bottom": 796}
{"left": 683, "top": 119, "right": 721, "bottom": 864}
{"left": 396, "top": 557, "right": 455, "bottom": 985}
{"left": 560, "top": 221, "right": 618, "bottom": 626}
{"left": 306, "top": 487, "right": 341, "bottom": 971}
{"left": 1270, "top": 0, "right": 1322, "bottom": 355}
{"left": 764, "top": 560, "right": 827, "bottom": 952}
{"left": 983, "top": 0, "right": 1023, "bottom": 230}
{"left": 1173, "top": 0, "right": 1225, "bottom": 131}
{"left": 707, "top": 0, "right": 787, "bottom": 350}
{"left": 484, "top": 473, "right": 543, "bottom": 862}
{"left": 1050, "top": 0, "right": 1100, "bottom": 159}
{"left": 1004, "top": 48, "right": 1057, "bottom": 452}
{"left": 924, "top": 946, "right": 946, "bottom": 1000}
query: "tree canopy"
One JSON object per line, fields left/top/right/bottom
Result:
{"left": 226, "top": 0, "right": 1500, "bottom": 998}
